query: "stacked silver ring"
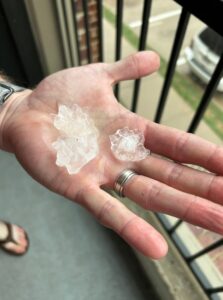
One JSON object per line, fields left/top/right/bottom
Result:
{"left": 114, "top": 169, "right": 138, "bottom": 197}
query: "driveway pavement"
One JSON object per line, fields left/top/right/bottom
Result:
{"left": 103, "top": 12, "right": 222, "bottom": 145}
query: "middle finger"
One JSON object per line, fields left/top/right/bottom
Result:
{"left": 135, "top": 155, "right": 223, "bottom": 205}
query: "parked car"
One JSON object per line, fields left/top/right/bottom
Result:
{"left": 185, "top": 26, "right": 223, "bottom": 92}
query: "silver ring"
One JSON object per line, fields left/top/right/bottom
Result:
{"left": 114, "top": 169, "right": 138, "bottom": 197}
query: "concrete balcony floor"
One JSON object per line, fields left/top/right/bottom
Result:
{"left": 0, "top": 151, "right": 159, "bottom": 300}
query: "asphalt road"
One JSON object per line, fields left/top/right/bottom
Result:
{"left": 105, "top": 0, "right": 223, "bottom": 102}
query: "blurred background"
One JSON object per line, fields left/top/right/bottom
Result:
{"left": 0, "top": 1, "right": 222, "bottom": 299}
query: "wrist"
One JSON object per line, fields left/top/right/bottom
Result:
{"left": 0, "top": 80, "right": 32, "bottom": 151}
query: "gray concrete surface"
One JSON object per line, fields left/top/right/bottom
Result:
{"left": 0, "top": 151, "right": 158, "bottom": 300}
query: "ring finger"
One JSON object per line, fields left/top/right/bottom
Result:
{"left": 123, "top": 174, "right": 223, "bottom": 235}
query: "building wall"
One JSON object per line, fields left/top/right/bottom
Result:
{"left": 25, "top": 0, "right": 100, "bottom": 75}
{"left": 75, "top": 0, "right": 100, "bottom": 64}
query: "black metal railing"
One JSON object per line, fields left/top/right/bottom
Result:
{"left": 88, "top": 1, "right": 223, "bottom": 299}
{"left": 114, "top": 0, "right": 123, "bottom": 98}
{"left": 159, "top": 214, "right": 223, "bottom": 299}
{"left": 154, "top": 7, "right": 190, "bottom": 123}
{"left": 1, "top": 0, "right": 222, "bottom": 298}
{"left": 72, "top": 0, "right": 223, "bottom": 299}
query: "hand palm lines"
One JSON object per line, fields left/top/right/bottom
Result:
{"left": 4, "top": 51, "right": 223, "bottom": 259}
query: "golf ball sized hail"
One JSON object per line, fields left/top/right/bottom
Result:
{"left": 52, "top": 104, "right": 99, "bottom": 174}
{"left": 109, "top": 127, "right": 150, "bottom": 161}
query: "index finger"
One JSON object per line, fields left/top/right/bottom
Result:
{"left": 144, "top": 121, "right": 223, "bottom": 174}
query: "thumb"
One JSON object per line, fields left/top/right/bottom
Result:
{"left": 105, "top": 51, "right": 160, "bottom": 84}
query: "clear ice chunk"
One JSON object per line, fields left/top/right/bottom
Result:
{"left": 52, "top": 104, "right": 99, "bottom": 174}
{"left": 109, "top": 127, "right": 150, "bottom": 161}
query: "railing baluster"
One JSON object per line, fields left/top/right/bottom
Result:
{"left": 71, "top": 0, "right": 81, "bottom": 65}
{"left": 188, "top": 52, "right": 223, "bottom": 133}
{"left": 114, "top": 0, "right": 124, "bottom": 99}
{"left": 168, "top": 219, "right": 182, "bottom": 234}
{"left": 96, "top": 0, "right": 103, "bottom": 62}
{"left": 154, "top": 8, "right": 190, "bottom": 123}
{"left": 186, "top": 239, "right": 223, "bottom": 262}
{"left": 131, "top": 0, "right": 152, "bottom": 112}
{"left": 82, "top": 0, "right": 92, "bottom": 63}
{"left": 206, "top": 287, "right": 223, "bottom": 295}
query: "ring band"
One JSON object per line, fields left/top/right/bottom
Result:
{"left": 114, "top": 169, "right": 138, "bottom": 197}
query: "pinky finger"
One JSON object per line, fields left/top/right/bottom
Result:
{"left": 80, "top": 186, "right": 168, "bottom": 259}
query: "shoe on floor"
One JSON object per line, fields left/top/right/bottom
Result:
{"left": 0, "top": 221, "right": 29, "bottom": 256}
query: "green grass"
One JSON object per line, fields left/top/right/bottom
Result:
{"left": 104, "top": 6, "right": 223, "bottom": 140}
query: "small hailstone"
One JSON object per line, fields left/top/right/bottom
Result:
{"left": 109, "top": 127, "right": 150, "bottom": 161}
{"left": 52, "top": 104, "right": 99, "bottom": 174}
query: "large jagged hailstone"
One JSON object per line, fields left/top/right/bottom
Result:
{"left": 109, "top": 127, "right": 150, "bottom": 161}
{"left": 52, "top": 104, "right": 99, "bottom": 174}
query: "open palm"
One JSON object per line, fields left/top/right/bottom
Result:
{"left": 2, "top": 51, "right": 223, "bottom": 259}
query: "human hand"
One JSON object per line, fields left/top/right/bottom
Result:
{"left": 1, "top": 51, "right": 223, "bottom": 259}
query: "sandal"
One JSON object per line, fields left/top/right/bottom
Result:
{"left": 0, "top": 221, "right": 29, "bottom": 256}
